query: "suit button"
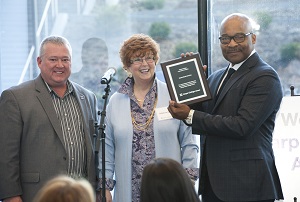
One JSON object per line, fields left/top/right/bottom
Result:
{"left": 63, "top": 157, "right": 67, "bottom": 160}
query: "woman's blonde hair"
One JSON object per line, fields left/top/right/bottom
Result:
{"left": 119, "top": 33, "right": 160, "bottom": 68}
{"left": 33, "top": 175, "right": 95, "bottom": 202}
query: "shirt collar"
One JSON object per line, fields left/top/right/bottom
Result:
{"left": 229, "top": 49, "right": 256, "bottom": 71}
{"left": 43, "top": 80, "right": 74, "bottom": 96}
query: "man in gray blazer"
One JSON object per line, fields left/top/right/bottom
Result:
{"left": 168, "top": 13, "right": 284, "bottom": 201}
{"left": 0, "top": 36, "right": 100, "bottom": 202}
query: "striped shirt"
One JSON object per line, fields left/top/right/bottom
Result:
{"left": 45, "top": 81, "right": 87, "bottom": 179}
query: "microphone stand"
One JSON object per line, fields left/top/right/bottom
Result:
{"left": 94, "top": 79, "right": 111, "bottom": 202}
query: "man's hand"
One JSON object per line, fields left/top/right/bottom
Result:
{"left": 3, "top": 196, "right": 22, "bottom": 202}
{"left": 168, "top": 100, "right": 190, "bottom": 120}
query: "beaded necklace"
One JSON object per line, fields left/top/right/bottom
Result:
{"left": 131, "top": 94, "right": 158, "bottom": 131}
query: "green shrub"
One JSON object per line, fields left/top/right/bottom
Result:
{"left": 173, "top": 42, "right": 198, "bottom": 57}
{"left": 280, "top": 42, "right": 300, "bottom": 62}
{"left": 95, "top": 5, "right": 125, "bottom": 26}
{"left": 148, "top": 22, "right": 171, "bottom": 41}
{"left": 140, "top": 0, "right": 165, "bottom": 10}
{"left": 254, "top": 11, "right": 272, "bottom": 30}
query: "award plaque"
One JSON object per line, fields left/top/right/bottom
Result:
{"left": 160, "top": 53, "right": 211, "bottom": 105}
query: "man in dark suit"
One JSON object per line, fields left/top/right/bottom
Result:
{"left": 168, "top": 13, "right": 284, "bottom": 202}
{"left": 0, "top": 36, "right": 100, "bottom": 202}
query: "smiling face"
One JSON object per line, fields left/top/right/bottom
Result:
{"left": 219, "top": 14, "right": 256, "bottom": 65}
{"left": 37, "top": 42, "right": 72, "bottom": 89}
{"left": 127, "top": 51, "right": 156, "bottom": 83}
{"left": 119, "top": 34, "right": 160, "bottom": 84}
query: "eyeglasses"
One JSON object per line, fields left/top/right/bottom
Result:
{"left": 219, "top": 33, "right": 253, "bottom": 45}
{"left": 130, "top": 56, "right": 155, "bottom": 65}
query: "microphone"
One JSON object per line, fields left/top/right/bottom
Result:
{"left": 101, "top": 67, "right": 116, "bottom": 84}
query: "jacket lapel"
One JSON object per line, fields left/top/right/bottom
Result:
{"left": 72, "top": 85, "right": 93, "bottom": 147}
{"left": 71, "top": 83, "right": 94, "bottom": 167}
{"left": 213, "top": 53, "right": 259, "bottom": 108}
{"left": 34, "top": 75, "right": 65, "bottom": 145}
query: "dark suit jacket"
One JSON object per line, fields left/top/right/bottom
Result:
{"left": 0, "top": 75, "right": 98, "bottom": 202}
{"left": 193, "top": 53, "right": 284, "bottom": 201}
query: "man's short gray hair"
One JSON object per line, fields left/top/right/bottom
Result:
{"left": 39, "top": 35, "right": 72, "bottom": 58}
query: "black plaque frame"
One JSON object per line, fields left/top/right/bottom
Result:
{"left": 161, "top": 53, "right": 211, "bottom": 105}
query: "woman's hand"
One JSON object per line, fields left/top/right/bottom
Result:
{"left": 180, "top": 52, "right": 194, "bottom": 58}
{"left": 96, "top": 189, "right": 112, "bottom": 202}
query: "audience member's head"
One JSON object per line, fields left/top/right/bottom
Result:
{"left": 140, "top": 158, "right": 200, "bottom": 202}
{"left": 33, "top": 175, "right": 95, "bottom": 202}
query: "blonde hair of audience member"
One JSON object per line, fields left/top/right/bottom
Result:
{"left": 33, "top": 175, "right": 95, "bottom": 202}
{"left": 140, "top": 158, "right": 200, "bottom": 202}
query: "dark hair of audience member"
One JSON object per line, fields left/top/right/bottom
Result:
{"left": 140, "top": 158, "right": 200, "bottom": 202}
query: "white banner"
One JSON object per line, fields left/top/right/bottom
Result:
{"left": 273, "top": 96, "right": 300, "bottom": 201}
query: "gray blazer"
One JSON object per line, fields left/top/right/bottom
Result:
{"left": 0, "top": 75, "right": 98, "bottom": 202}
{"left": 193, "top": 53, "right": 284, "bottom": 201}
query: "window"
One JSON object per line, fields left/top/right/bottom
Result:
{"left": 0, "top": 0, "right": 200, "bottom": 196}
{"left": 0, "top": 0, "right": 198, "bottom": 99}
{"left": 208, "top": 0, "right": 300, "bottom": 96}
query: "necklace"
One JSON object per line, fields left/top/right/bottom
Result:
{"left": 131, "top": 95, "right": 158, "bottom": 131}
{"left": 134, "top": 92, "right": 145, "bottom": 107}
{"left": 136, "top": 98, "right": 144, "bottom": 102}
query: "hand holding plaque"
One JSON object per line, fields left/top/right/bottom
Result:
{"left": 161, "top": 53, "right": 211, "bottom": 105}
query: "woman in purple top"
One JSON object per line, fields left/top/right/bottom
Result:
{"left": 99, "top": 33, "right": 199, "bottom": 202}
